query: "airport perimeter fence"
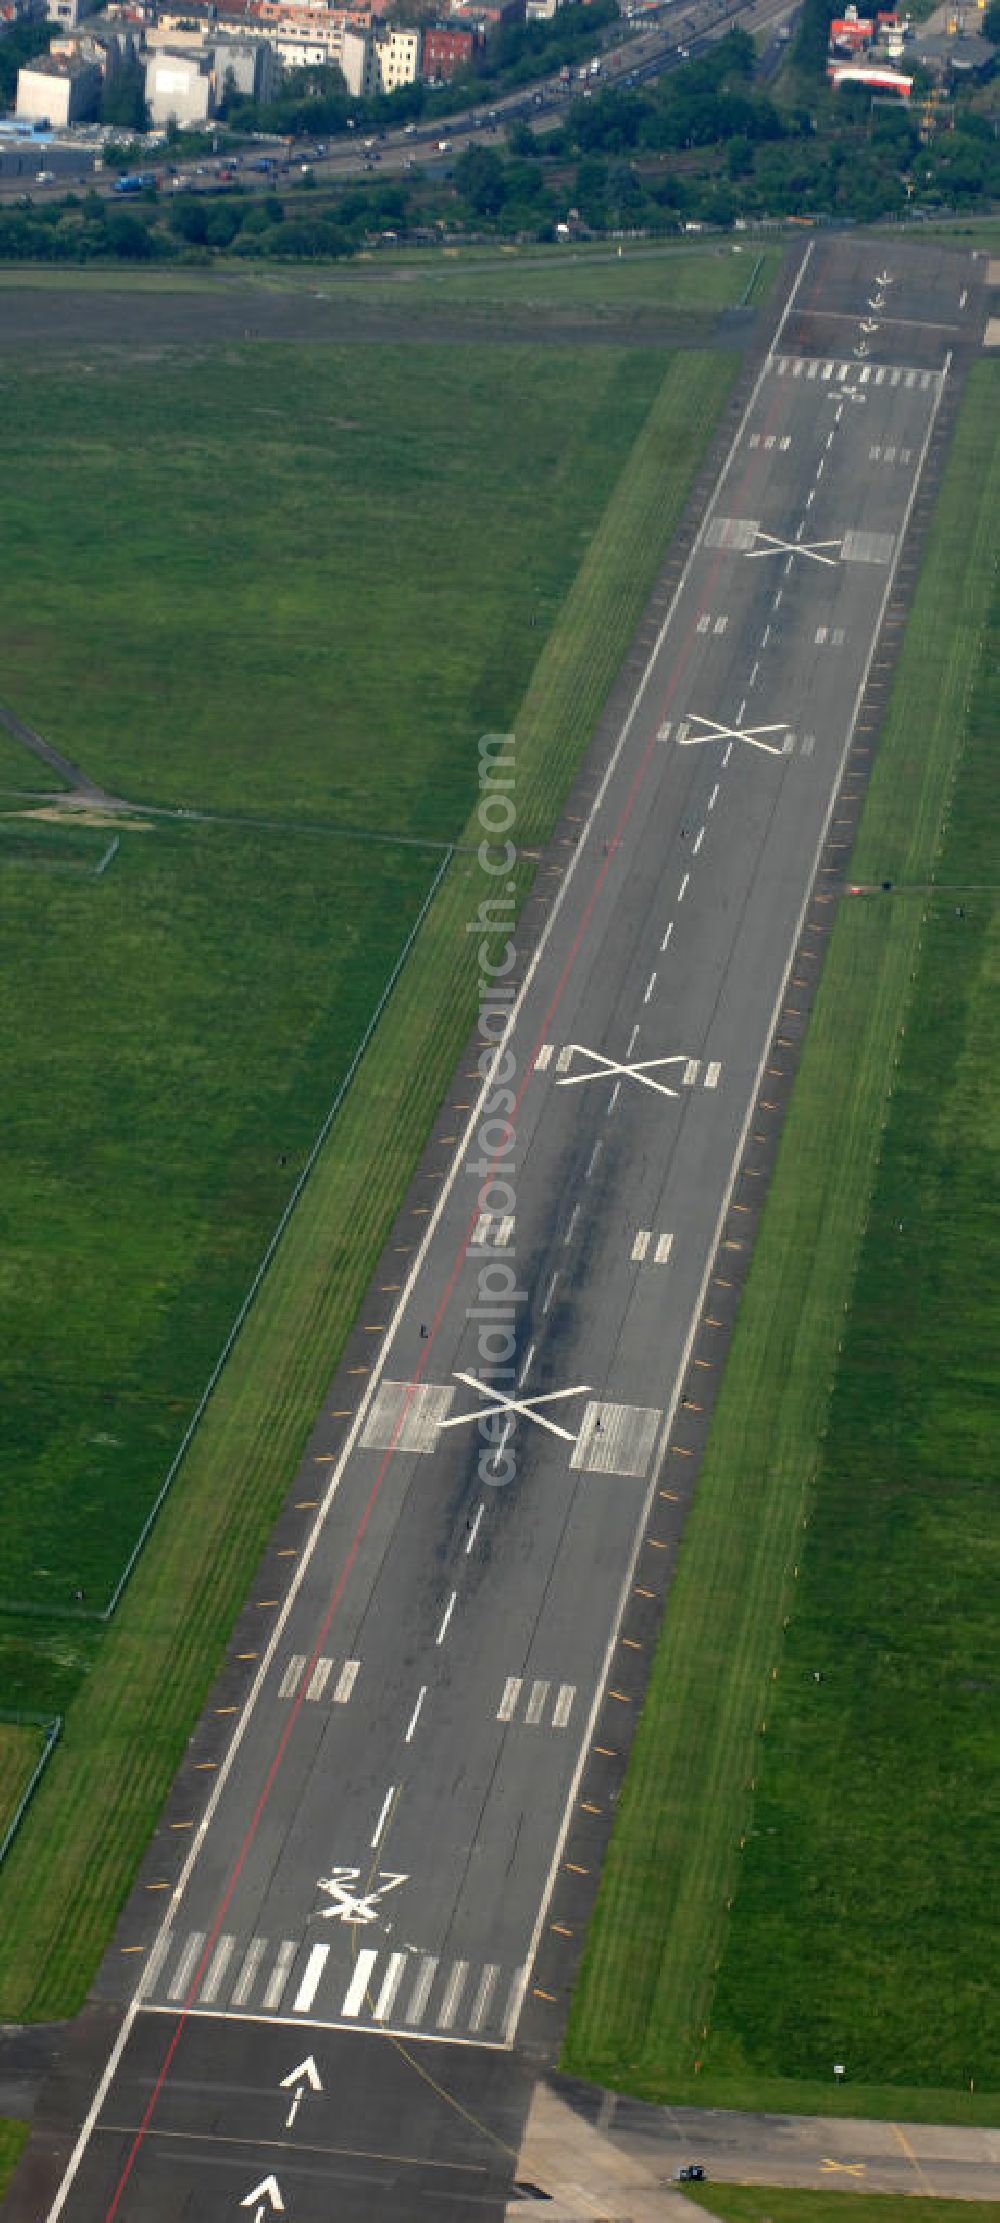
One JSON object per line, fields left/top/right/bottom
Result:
{"left": 0, "top": 1711, "right": 63, "bottom": 1875}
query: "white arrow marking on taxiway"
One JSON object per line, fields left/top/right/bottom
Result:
{"left": 280, "top": 2055, "right": 323, "bottom": 2129}
{"left": 242, "top": 2176, "right": 284, "bottom": 2213}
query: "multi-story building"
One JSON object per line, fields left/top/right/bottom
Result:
{"left": 421, "top": 19, "right": 478, "bottom": 75}
{"left": 144, "top": 41, "right": 213, "bottom": 119}
{"left": 212, "top": 34, "right": 281, "bottom": 97}
{"left": 15, "top": 49, "right": 102, "bottom": 114}
{"left": 342, "top": 17, "right": 419, "bottom": 90}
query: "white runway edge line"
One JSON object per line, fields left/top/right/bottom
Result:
{"left": 45, "top": 244, "right": 824, "bottom": 2220}
{"left": 508, "top": 345, "right": 953, "bottom": 2046}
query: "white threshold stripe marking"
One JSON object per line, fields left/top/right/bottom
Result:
{"left": 654, "top": 1232, "right": 674, "bottom": 1265}
{"left": 683, "top": 1059, "right": 700, "bottom": 1087}
{"left": 167, "top": 1932, "right": 205, "bottom": 2003}
{"left": 306, "top": 1657, "right": 333, "bottom": 1703}
{"left": 631, "top": 1230, "right": 650, "bottom": 1262}
{"left": 525, "top": 1679, "right": 550, "bottom": 1726}
{"left": 534, "top": 1043, "right": 553, "bottom": 1072}
{"left": 279, "top": 1656, "right": 305, "bottom": 1701}
{"left": 498, "top": 1676, "right": 521, "bottom": 1722}
{"left": 371, "top": 1786, "right": 395, "bottom": 1848}
{"left": 332, "top": 1659, "right": 359, "bottom": 1705}
{"left": 436, "top": 1592, "right": 457, "bottom": 1647}
{"left": 342, "top": 1949, "right": 379, "bottom": 2019}
{"left": 469, "top": 1964, "right": 500, "bottom": 2033}
{"left": 552, "top": 1683, "right": 575, "bottom": 1729}
{"left": 374, "top": 1951, "right": 409, "bottom": 2023}
{"left": 200, "top": 1934, "right": 234, "bottom": 2005}
{"left": 405, "top": 1955, "right": 438, "bottom": 2025}
{"left": 438, "top": 1960, "right": 469, "bottom": 2030}
{"left": 704, "top": 1060, "right": 722, "bottom": 1090}
{"left": 293, "top": 1943, "right": 330, "bottom": 2015}
{"left": 466, "top": 1502, "right": 485, "bottom": 1554}
{"left": 404, "top": 1685, "right": 427, "bottom": 1743}
{"left": 264, "top": 1940, "right": 298, "bottom": 2013}
{"left": 48, "top": 254, "right": 829, "bottom": 2221}
{"left": 231, "top": 1937, "right": 267, "bottom": 2007}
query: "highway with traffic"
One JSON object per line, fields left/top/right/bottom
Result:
{"left": 5, "top": 232, "right": 985, "bottom": 2223}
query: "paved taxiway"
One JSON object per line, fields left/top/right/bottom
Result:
{"left": 11, "top": 235, "right": 986, "bottom": 2223}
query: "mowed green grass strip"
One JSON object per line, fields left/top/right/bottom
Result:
{"left": 0, "top": 1725, "right": 46, "bottom": 1838}
{"left": 0, "top": 346, "right": 736, "bottom": 2018}
{"left": 0, "top": 2124, "right": 29, "bottom": 2202}
{"left": 563, "top": 359, "right": 1000, "bottom": 2121}
{"left": 683, "top": 2190, "right": 1000, "bottom": 2223}
{"left": 259, "top": 243, "right": 780, "bottom": 312}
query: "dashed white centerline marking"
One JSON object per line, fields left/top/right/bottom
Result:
{"left": 608, "top": 1080, "right": 621, "bottom": 1113}
{"left": 749, "top": 661, "right": 759, "bottom": 686}
{"left": 737, "top": 697, "right": 747, "bottom": 721}
{"left": 692, "top": 826, "right": 705, "bottom": 856}
{"left": 678, "top": 872, "right": 690, "bottom": 902}
{"left": 660, "top": 920, "right": 673, "bottom": 951}
{"left": 404, "top": 1686, "right": 427, "bottom": 1743}
{"left": 644, "top": 970, "right": 657, "bottom": 1004}
{"left": 816, "top": 457, "right": 825, "bottom": 479}
{"left": 436, "top": 1593, "right": 457, "bottom": 1648}
{"left": 586, "top": 1141, "right": 603, "bottom": 1180}
{"left": 371, "top": 1787, "right": 395, "bottom": 1847}
{"left": 722, "top": 741, "right": 733, "bottom": 767}
{"left": 761, "top": 625, "right": 770, "bottom": 647}
{"left": 708, "top": 784, "right": 718, "bottom": 811}
{"left": 518, "top": 1340, "right": 536, "bottom": 1385}
{"left": 542, "top": 1271, "right": 559, "bottom": 1315}
{"left": 564, "top": 1203, "right": 581, "bottom": 1245}
{"left": 466, "top": 1501, "right": 485, "bottom": 1555}
{"left": 627, "top": 1023, "right": 640, "bottom": 1057}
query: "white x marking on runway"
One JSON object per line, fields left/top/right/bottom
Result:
{"left": 555, "top": 1045, "right": 692, "bottom": 1098}
{"left": 678, "top": 713, "right": 791, "bottom": 758}
{"left": 745, "top": 528, "right": 842, "bottom": 567}
{"left": 438, "top": 1372, "right": 592, "bottom": 1444}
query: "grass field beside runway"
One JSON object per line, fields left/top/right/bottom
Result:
{"left": 0, "top": 2125, "right": 29, "bottom": 2200}
{"left": 0, "top": 342, "right": 737, "bottom": 2018}
{"left": 0, "top": 823, "right": 438, "bottom": 1623}
{"left": 0, "top": 1725, "right": 45, "bottom": 1838}
{"left": 0, "top": 343, "right": 668, "bottom": 831}
{"left": 563, "top": 358, "right": 1000, "bottom": 2119}
{"left": 684, "top": 2191, "right": 1000, "bottom": 2223}
{"left": 259, "top": 242, "right": 781, "bottom": 312}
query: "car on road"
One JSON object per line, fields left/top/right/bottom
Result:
{"left": 34, "top": 169, "right": 54, "bottom": 183}
{"left": 674, "top": 2166, "right": 707, "bottom": 2183}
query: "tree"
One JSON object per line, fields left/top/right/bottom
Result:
{"left": 99, "top": 63, "right": 148, "bottom": 131}
{"left": 453, "top": 143, "right": 507, "bottom": 217}
{"left": 105, "top": 208, "right": 155, "bottom": 259}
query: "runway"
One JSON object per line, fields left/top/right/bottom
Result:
{"left": 16, "top": 235, "right": 986, "bottom": 2223}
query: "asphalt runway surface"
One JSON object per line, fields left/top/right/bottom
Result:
{"left": 7, "top": 234, "right": 987, "bottom": 2223}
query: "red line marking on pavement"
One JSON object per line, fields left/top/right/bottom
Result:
{"left": 103, "top": 325, "right": 799, "bottom": 2221}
